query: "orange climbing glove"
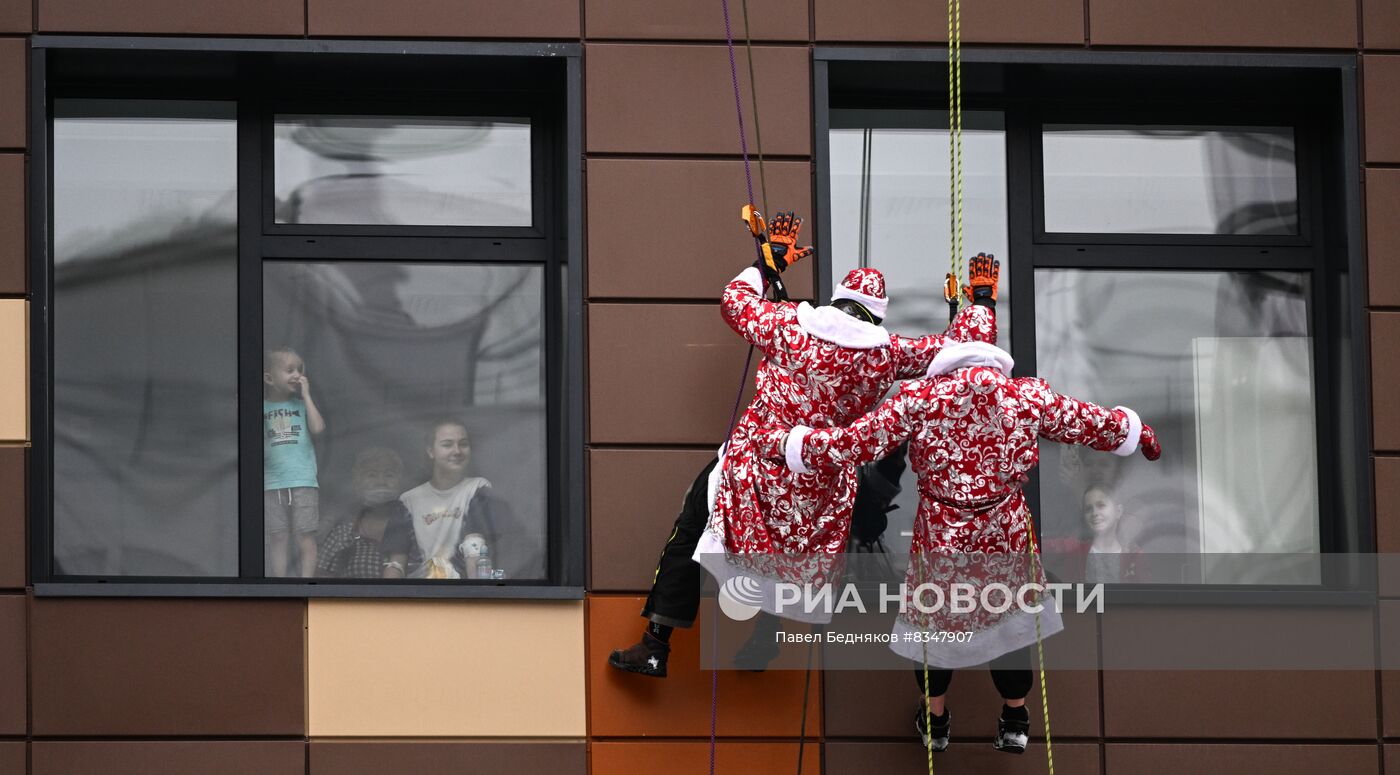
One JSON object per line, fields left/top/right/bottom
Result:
{"left": 756, "top": 210, "right": 813, "bottom": 281}
{"left": 963, "top": 252, "right": 999, "bottom": 308}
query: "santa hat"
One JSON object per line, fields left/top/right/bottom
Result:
{"left": 831, "top": 268, "right": 888, "bottom": 319}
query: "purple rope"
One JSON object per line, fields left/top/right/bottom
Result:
{"left": 713, "top": 3, "right": 767, "bottom": 774}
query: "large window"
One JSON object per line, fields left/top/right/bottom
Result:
{"left": 34, "top": 41, "right": 583, "bottom": 595}
{"left": 817, "top": 51, "right": 1367, "bottom": 589}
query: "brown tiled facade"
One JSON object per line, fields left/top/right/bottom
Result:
{"left": 2, "top": 1, "right": 1399, "bottom": 773}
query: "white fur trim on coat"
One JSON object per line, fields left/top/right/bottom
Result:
{"left": 927, "top": 341, "right": 1015, "bottom": 377}
{"left": 785, "top": 425, "right": 814, "bottom": 474}
{"left": 1112, "top": 406, "right": 1143, "bottom": 457}
{"left": 734, "top": 266, "right": 764, "bottom": 296}
{"left": 795, "top": 302, "right": 891, "bottom": 349}
{"left": 707, "top": 444, "right": 727, "bottom": 512}
{"left": 831, "top": 284, "right": 888, "bottom": 319}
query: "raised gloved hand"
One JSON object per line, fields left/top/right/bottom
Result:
{"left": 1139, "top": 423, "right": 1161, "bottom": 461}
{"left": 755, "top": 210, "right": 813, "bottom": 281}
{"left": 963, "top": 252, "right": 999, "bottom": 308}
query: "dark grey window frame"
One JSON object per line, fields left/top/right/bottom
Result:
{"left": 29, "top": 37, "right": 586, "bottom": 599}
{"left": 813, "top": 48, "right": 1372, "bottom": 604}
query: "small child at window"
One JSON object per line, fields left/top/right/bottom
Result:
{"left": 264, "top": 346, "right": 327, "bottom": 577}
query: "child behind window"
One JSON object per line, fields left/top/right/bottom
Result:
{"left": 264, "top": 345, "right": 326, "bottom": 577}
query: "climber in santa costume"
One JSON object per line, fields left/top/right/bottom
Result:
{"left": 756, "top": 255, "right": 1162, "bottom": 754}
{"left": 608, "top": 208, "right": 995, "bottom": 678}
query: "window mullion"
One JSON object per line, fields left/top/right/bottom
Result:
{"left": 237, "top": 99, "right": 266, "bottom": 580}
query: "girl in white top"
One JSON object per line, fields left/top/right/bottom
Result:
{"left": 394, "top": 418, "right": 498, "bottom": 580}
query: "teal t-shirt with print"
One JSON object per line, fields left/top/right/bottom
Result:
{"left": 264, "top": 398, "right": 318, "bottom": 490}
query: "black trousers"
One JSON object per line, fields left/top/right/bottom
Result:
{"left": 912, "top": 645, "right": 1034, "bottom": 700}
{"left": 641, "top": 458, "right": 717, "bottom": 628}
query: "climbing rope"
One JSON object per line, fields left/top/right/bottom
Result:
{"left": 714, "top": 0, "right": 780, "bottom": 773}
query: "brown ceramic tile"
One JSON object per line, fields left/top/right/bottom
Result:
{"left": 0, "top": 0, "right": 30, "bottom": 32}
{"left": 585, "top": 44, "right": 810, "bottom": 156}
{"left": 592, "top": 741, "right": 820, "bottom": 775}
{"left": 0, "top": 39, "right": 24, "bottom": 150}
{"left": 1380, "top": 457, "right": 1400, "bottom": 598}
{"left": 0, "top": 595, "right": 24, "bottom": 735}
{"left": 1388, "top": 744, "right": 1400, "bottom": 774}
{"left": 38, "top": 0, "right": 302, "bottom": 35}
{"left": 825, "top": 741, "right": 1099, "bottom": 774}
{"left": 1090, "top": 0, "right": 1357, "bottom": 48}
{"left": 0, "top": 155, "right": 23, "bottom": 294}
{"left": 587, "top": 594, "right": 822, "bottom": 737}
{"left": 0, "top": 447, "right": 24, "bottom": 589}
{"left": 824, "top": 612, "right": 1100, "bottom": 738}
{"left": 1106, "top": 744, "right": 1377, "bottom": 774}
{"left": 814, "top": 0, "right": 1082, "bottom": 44}
{"left": 1376, "top": 313, "right": 1400, "bottom": 451}
{"left": 588, "top": 302, "right": 758, "bottom": 445}
{"left": 586, "top": 0, "right": 808, "bottom": 41}
{"left": 31, "top": 599, "right": 305, "bottom": 735}
{"left": 311, "top": 741, "right": 585, "bottom": 775}
{"left": 1367, "top": 0, "right": 1400, "bottom": 50}
{"left": 32, "top": 742, "right": 304, "bottom": 775}
{"left": 309, "top": 0, "right": 578, "bottom": 38}
{"left": 1385, "top": 601, "right": 1400, "bottom": 737}
{"left": 0, "top": 742, "right": 22, "bottom": 775}
{"left": 1104, "top": 670, "right": 1376, "bottom": 739}
{"left": 1371, "top": 169, "right": 1400, "bottom": 307}
{"left": 589, "top": 447, "right": 716, "bottom": 591}
{"left": 587, "top": 159, "right": 814, "bottom": 300}
{"left": 1368, "top": 57, "right": 1400, "bottom": 164}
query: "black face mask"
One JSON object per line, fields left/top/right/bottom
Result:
{"left": 830, "top": 298, "right": 883, "bottom": 326}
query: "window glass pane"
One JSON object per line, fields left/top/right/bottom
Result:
{"left": 263, "top": 262, "right": 547, "bottom": 581}
{"left": 830, "top": 109, "right": 1010, "bottom": 563}
{"left": 274, "top": 116, "right": 532, "bottom": 227}
{"left": 53, "top": 99, "right": 239, "bottom": 577}
{"left": 1035, "top": 269, "right": 1320, "bottom": 584}
{"left": 1042, "top": 126, "right": 1298, "bottom": 235}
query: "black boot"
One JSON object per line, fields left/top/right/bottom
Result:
{"left": 993, "top": 705, "right": 1030, "bottom": 754}
{"left": 732, "top": 613, "right": 781, "bottom": 671}
{"left": 608, "top": 632, "right": 670, "bottom": 678}
{"left": 914, "top": 706, "right": 950, "bottom": 752}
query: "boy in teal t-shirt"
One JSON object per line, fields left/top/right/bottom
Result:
{"left": 264, "top": 346, "right": 327, "bottom": 577}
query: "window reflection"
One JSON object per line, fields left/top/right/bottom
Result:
{"left": 274, "top": 115, "right": 532, "bottom": 227}
{"left": 1036, "top": 270, "right": 1320, "bottom": 584}
{"left": 52, "top": 100, "right": 239, "bottom": 577}
{"left": 1042, "top": 126, "right": 1298, "bottom": 235}
{"left": 830, "top": 109, "right": 1010, "bottom": 566}
{"left": 263, "top": 262, "right": 547, "bottom": 580}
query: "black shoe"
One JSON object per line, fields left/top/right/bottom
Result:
{"left": 732, "top": 630, "right": 780, "bottom": 671}
{"left": 993, "top": 712, "right": 1029, "bottom": 754}
{"left": 914, "top": 706, "right": 950, "bottom": 752}
{"left": 608, "top": 633, "right": 670, "bottom": 678}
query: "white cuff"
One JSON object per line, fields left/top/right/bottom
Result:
{"left": 1112, "top": 406, "right": 1142, "bottom": 457}
{"left": 785, "top": 425, "right": 814, "bottom": 474}
{"left": 734, "top": 266, "right": 764, "bottom": 296}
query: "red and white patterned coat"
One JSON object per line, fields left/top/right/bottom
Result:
{"left": 701, "top": 267, "right": 995, "bottom": 560}
{"left": 760, "top": 343, "right": 1143, "bottom": 662}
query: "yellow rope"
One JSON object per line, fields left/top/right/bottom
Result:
{"left": 1023, "top": 511, "right": 1056, "bottom": 775}
{"left": 948, "top": 0, "right": 964, "bottom": 303}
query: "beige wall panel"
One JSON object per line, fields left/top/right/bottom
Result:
{"left": 0, "top": 301, "right": 25, "bottom": 442}
{"left": 308, "top": 599, "right": 585, "bottom": 736}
